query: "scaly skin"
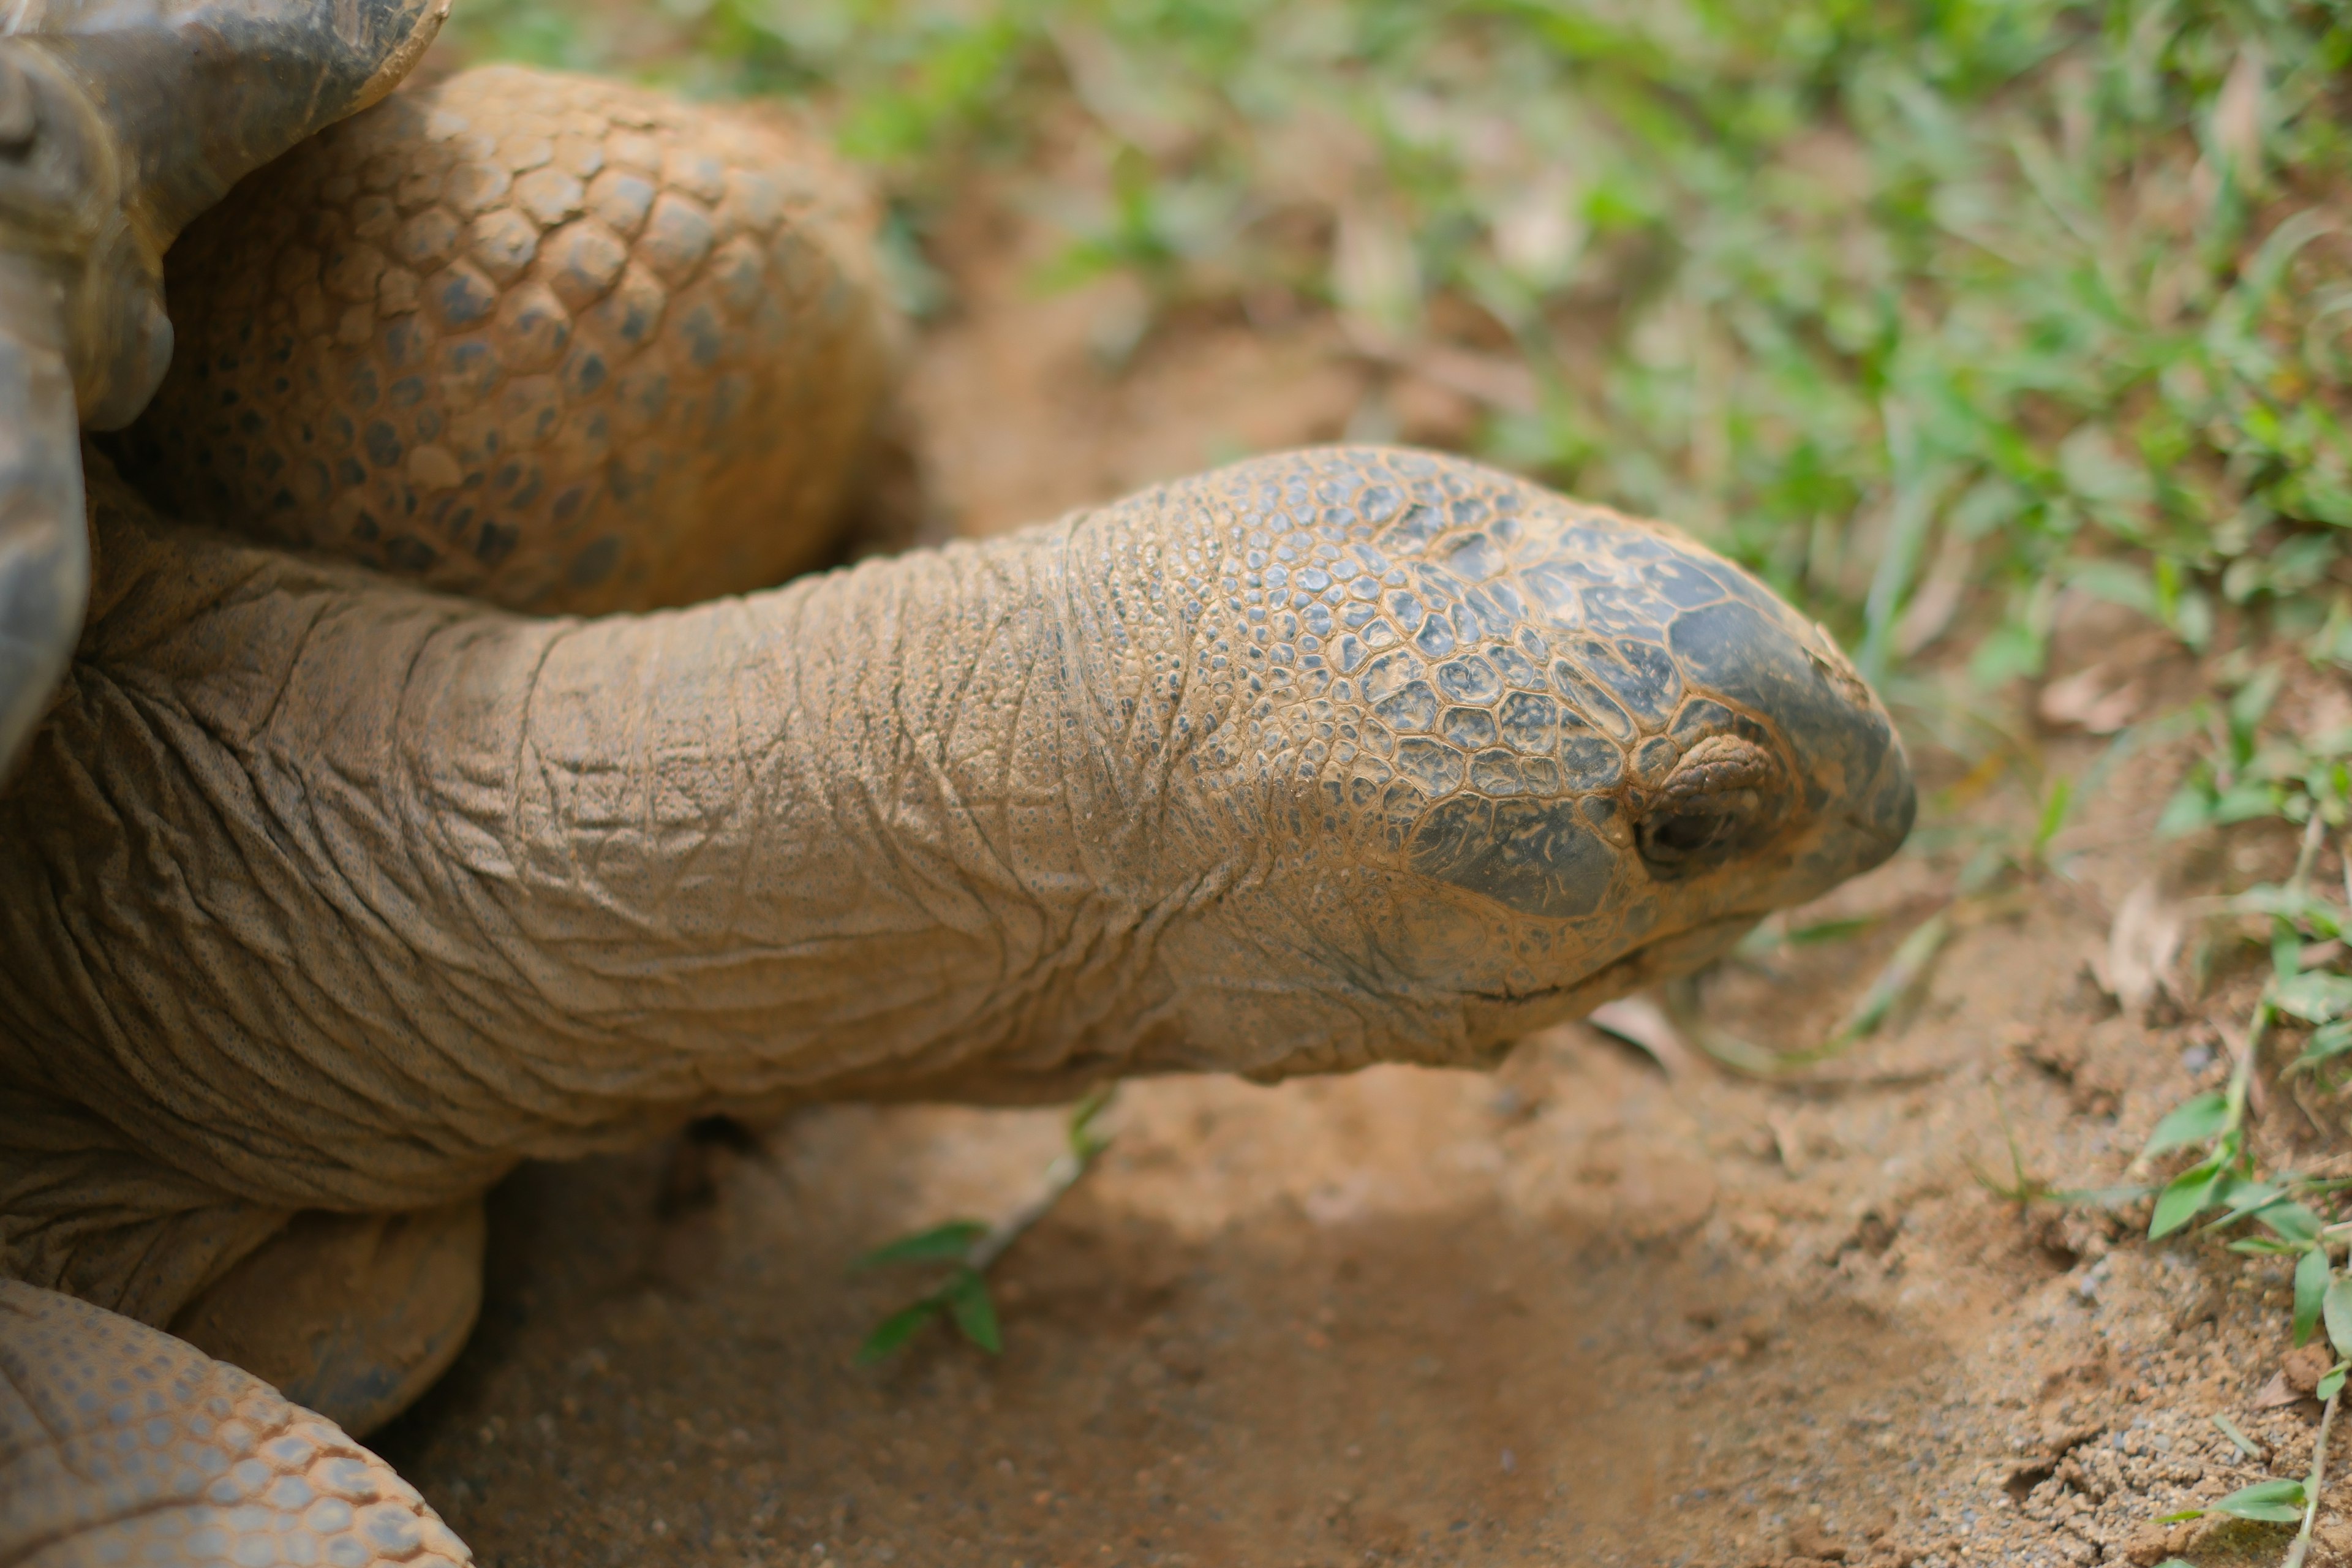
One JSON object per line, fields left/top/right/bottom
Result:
{"left": 0, "top": 32, "right": 1916, "bottom": 1568}
{"left": 1, "top": 1278, "right": 470, "bottom": 1568}
{"left": 113, "top": 66, "right": 893, "bottom": 612}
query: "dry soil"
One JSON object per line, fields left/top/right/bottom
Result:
{"left": 372, "top": 100, "right": 2352, "bottom": 1568}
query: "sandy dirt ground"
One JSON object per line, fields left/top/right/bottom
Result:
{"left": 369, "top": 117, "right": 2352, "bottom": 1568}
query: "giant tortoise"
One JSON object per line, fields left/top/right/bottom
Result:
{"left": 0, "top": 6, "right": 1915, "bottom": 1562}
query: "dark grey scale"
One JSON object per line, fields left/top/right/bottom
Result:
{"left": 1469, "top": 750, "right": 1525, "bottom": 796}
{"left": 1413, "top": 616, "right": 1456, "bottom": 660}
{"left": 1632, "top": 735, "right": 1681, "bottom": 786}
{"left": 1441, "top": 707, "right": 1498, "bottom": 750}
{"left": 1409, "top": 560, "right": 1464, "bottom": 603}
{"left": 1645, "top": 553, "right": 1727, "bottom": 609}
{"left": 1394, "top": 737, "right": 1464, "bottom": 796}
{"left": 1442, "top": 532, "right": 1503, "bottom": 581}
{"left": 1521, "top": 755, "right": 1562, "bottom": 796}
{"left": 1488, "top": 641, "right": 1544, "bottom": 690}
{"left": 1497, "top": 691, "right": 1557, "bottom": 753}
{"left": 383, "top": 533, "right": 435, "bottom": 573}
{"left": 1578, "top": 585, "right": 1678, "bottom": 642}
{"left": 1558, "top": 723, "right": 1626, "bottom": 790}
{"left": 1550, "top": 660, "right": 1635, "bottom": 744}
{"left": 1518, "top": 559, "right": 1584, "bottom": 622}
{"left": 1410, "top": 795, "right": 1617, "bottom": 921}
{"left": 1373, "top": 679, "right": 1439, "bottom": 734}
{"left": 1687, "top": 554, "right": 1802, "bottom": 622}
{"left": 1459, "top": 584, "right": 1510, "bottom": 635}
{"left": 1620, "top": 897, "right": 1662, "bottom": 941}
{"left": 1668, "top": 697, "right": 1763, "bottom": 749}
{"left": 1483, "top": 578, "right": 1532, "bottom": 625}
{"left": 1434, "top": 655, "right": 1501, "bottom": 705}
{"left": 1574, "top": 637, "right": 1680, "bottom": 728}
{"left": 1385, "top": 502, "right": 1444, "bottom": 551}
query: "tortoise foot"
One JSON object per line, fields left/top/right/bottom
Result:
{"left": 170, "top": 1198, "right": 486, "bottom": 1438}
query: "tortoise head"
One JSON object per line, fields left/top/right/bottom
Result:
{"left": 1091, "top": 448, "right": 1915, "bottom": 1074}
{"left": 0, "top": 0, "right": 446, "bottom": 778}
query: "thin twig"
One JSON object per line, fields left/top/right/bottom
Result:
{"left": 2296, "top": 812, "right": 2328, "bottom": 891}
{"left": 2283, "top": 1381, "right": 2341, "bottom": 1568}
{"left": 964, "top": 1087, "right": 1117, "bottom": 1273}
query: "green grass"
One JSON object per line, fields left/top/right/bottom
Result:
{"left": 451, "top": 0, "right": 2352, "bottom": 696}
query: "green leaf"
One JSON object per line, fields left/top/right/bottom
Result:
{"left": 2054, "top": 1183, "right": 2154, "bottom": 1208}
{"left": 2157, "top": 783, "right": 2216, "bottom": 837}
{"left": 2215, "top": 782, "right": 2284, "bottom": 824}
{"left": 2203, "top": 1175, "right": 2282, "bottom": 1227}
{"left": 2035, "top": 775, "right": 2074, "bottom": 853}
{"left": 943, "top": 1267, "right": 1001, "bottom": 1354}
{"left": 2324, "top": 1365, "right": 2348, "bottom": 1402}
{"left": 855, "top": 1298, "right": 944, "bottom": 1365}
{"left": 1784, "top": 915, "right": 1882, "bottom": 946}
{"left": 2142, "top": 1092, "right": 2230, "bottom": 1157}
{"left": 2150, "top": 1161, "right": 2224, "bottom": 1238}
{"left": 2258, "top": 1201, "right": 2324, "bottom": 1245}
{"left": 2324, "top": 1272, "right": 2352, "bottom": 1360}
{"left": 2294, "top": 1020, "right": 2352, "bottom": 1071}
{"left": 2207, "top": 1478, "right": 2307, "bottom": 1523}
{"left": 2274, "top": 971, "right": 2352, "bottom": 1025}
{"left": 2296, "top": 1246, "right": 2330, "bottom": 1344}
{"left": 853, "top": 1220, "right": 987, "bottom": 1270}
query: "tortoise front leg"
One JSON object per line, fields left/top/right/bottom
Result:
{"left": 0, "top": 1277, "right": 475, "bottom": 1566}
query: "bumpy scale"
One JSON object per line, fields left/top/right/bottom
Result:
{"left": 1, "top": 1281, "right": 467, "bottom": 1567}
{"left": 114, "top": 66, "right": 894, "bottom": 612}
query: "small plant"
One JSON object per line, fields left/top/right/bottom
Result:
{"left": 2057, "top": 726, "right": 2352, "bottom": 1561}
{"left": 851, "top": 1087, "right": 1117, "bottom": 1364}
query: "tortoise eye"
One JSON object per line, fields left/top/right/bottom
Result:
{"left": 1637, "top": 796, "right": 1761, "bottom": 873}
{"left": 1645, "top": 810, "right": 1735, "bottom": 856}
{"left": 1635, "top": 733, "right": 1781, "bottom": 877}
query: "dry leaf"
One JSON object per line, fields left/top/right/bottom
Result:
{"left": 2253, "top": 1370, "right": 2302, "bottom": 1410}
{"left": 1585, "top": 994, "right": 1697, "bottom": 1078}
{"left": 2101, "top": 879, "right": 2187, "bottom": 1011}
{"left": 2038, "top": 664, "right": 2145, "bottom": 734}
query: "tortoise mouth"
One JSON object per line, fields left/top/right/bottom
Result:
{"left": 1464, "top": 911, "right": 1763, "bottom": 1040}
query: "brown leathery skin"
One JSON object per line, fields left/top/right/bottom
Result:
{"left": 113, "top": 65, "right": 895, "bottom": 613}
{"left": 0, "top": 1277, "right": 473, "bottom": 1567}
{"left": 0, "top": 445, "right": 1912, "bottom": 1326}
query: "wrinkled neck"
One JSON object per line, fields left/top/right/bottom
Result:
{"left": 0, "top": 504, "right": 1161, "bottom": 1210}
